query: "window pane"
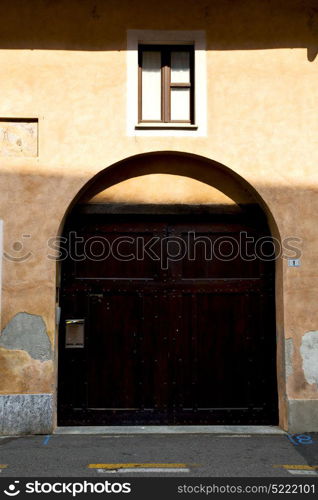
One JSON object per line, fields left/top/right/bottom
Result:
{"left": 171, "top": 88, "right": 190, "bottom": 121}
{"left": 171, "top": 51, "right": 190, "bottom": 83}
{"left": 141, "top": 51, "right": 161, "bottom": 121}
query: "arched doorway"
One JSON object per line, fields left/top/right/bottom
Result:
{"left": 57, "top": 152, "right": 278, "bottom": 426}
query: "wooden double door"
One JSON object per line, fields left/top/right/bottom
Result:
{"left": 58, "top": 212, "right": 278, "bottom": 425}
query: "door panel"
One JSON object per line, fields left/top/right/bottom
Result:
{"left": 87, "top": 293, "right": 141, "bottom": 410}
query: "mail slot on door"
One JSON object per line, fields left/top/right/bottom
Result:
{"left": 65, "top": 319, "right": 85, "bottom": 348}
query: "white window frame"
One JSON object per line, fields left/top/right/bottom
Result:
{"left": 127, "top": 30, "right": 207, "bottom": 137}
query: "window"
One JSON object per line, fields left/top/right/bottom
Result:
{"left": 138, "top": 45, "right": 194, "bottom": 124}
{"left": 127, "top": 30, "right": 206, "bottom": 136}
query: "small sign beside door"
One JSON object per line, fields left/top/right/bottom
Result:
{"left": 288, "top": 259, "right": 301, "bottom": 267}
{"left": 65, "top": 319, "right": 85, "bottom": 348}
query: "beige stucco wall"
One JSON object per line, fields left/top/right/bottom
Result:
{"left": 0, "top": 0, "right": 318, "bottom": 431}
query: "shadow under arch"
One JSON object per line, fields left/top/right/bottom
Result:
{"left": 57, "top": 150, "right": 286, "bottom": 429}
{"left": 74, "top": 152, "right": 276, "bottom": 223}
{"left": 59, "top": 151, "right": 281, "bottom": 242}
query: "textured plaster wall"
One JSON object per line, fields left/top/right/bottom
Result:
{"left": 300, "top": 331, "right": 318, "bottom": 388}
{"left": 0, "top": 0, "right": 317, "bottom": 429}
{"left": 0, "top": 313, "right": 53, "bottom": 394}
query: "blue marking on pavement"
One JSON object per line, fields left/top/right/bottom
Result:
{"left": 43, "top": 435, "right": 51, "bottom": 445}
{"left": 287, "top": 434, "right": 314, "bottom": 446}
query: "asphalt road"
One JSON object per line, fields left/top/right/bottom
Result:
{"left": 0, "top": 433, "right": 318, "bottom": 477}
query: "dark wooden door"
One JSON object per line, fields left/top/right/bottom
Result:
{"left": 58, "top": 213, "right": 278, "bottom": 425}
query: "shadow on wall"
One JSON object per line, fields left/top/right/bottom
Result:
{"left": 0, "top": 0, "right": 318, "bottom": 60}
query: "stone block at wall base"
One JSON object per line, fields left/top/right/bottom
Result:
{"left": 0, "top": 394, "right": 54, "bottom": 435}
{"left": 1, "top": 395, "right": 317, "bottom": 434}
{"left": 288, "top": 399, "right": 318, "bottom": 433}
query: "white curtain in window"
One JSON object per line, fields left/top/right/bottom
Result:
{"left": 141, "top": 51, "right": 161, "bottom": 120}
{"left": 171, "top": 51, "right": 190, "bottom": 83}
{"left": 171, "top": 88, "right": 190, "bottom": 121}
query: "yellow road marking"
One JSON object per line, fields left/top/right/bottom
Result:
{"left": 88, "top": 463, "right": 189, "bottom": 469}
{"left": 274, "top": 465, "right": 318, "bottom": 470}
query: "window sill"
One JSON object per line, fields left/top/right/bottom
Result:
{"left": 135, "top": 123, "right": 198, "bottom": 130}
